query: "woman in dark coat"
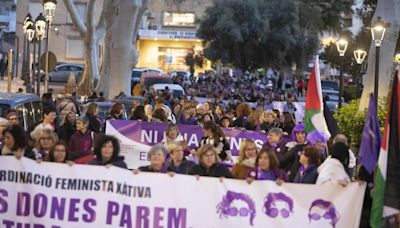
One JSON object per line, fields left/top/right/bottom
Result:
{"left": 59, "top": 111, "right": 76, "bottom": 144}
{"left": 189, "top": 144, "right": 233, "bottom": 178}
{"left": 293, "top": 146, "right": 320, "bottom": 184}
{"left": 88, "top": 135, "right": 127, "bottom": 169}
{"left": 85, "top": 103, "right": 102, "bottom": 133}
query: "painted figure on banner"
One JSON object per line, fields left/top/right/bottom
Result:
{"left": 263, "top": 192, "right": 294, "bottom": 219}
{"left": 308, "top": 199, "right": 340, "bottom": 228}
{"left": 217, "top": 191, "right": 257, "bottom": 226}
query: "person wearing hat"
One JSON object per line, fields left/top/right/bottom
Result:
{"left": 316, "top": 142, "right": 350, "bottom": 186}
{"left": 68, "top": 116, "right": 96, "bottom": 160}
{"left": 306, "top": 130, "right": 328, "bottom": 162}
{"left": 279, "top": 123, "right": 308, "bottom": 181}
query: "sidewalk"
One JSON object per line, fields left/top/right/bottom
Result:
{"left": 0, "top": 78, "right": 64, "bottom": 94}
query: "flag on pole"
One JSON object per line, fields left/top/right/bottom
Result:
{"left": 370, "top": 72, "right": 400, "bottom": 228}
{"left": 304, "top": 56, "right": 331, "bottom": 138}
{"left": 359, "top": 94, "right": 381, "bottom": 174}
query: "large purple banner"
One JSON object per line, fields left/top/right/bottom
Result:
{"left": 106, "top": 120, "right": 268, "bottom": 168}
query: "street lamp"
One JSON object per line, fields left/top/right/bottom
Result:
{"left": 371, "top": 17, "right": 387, "bottom": 106}
{"left": 393, "top": 53, "right": 400, "bottom": 64}
{"left": 353, "top": 49, "right": 367, "bottom": 64}
{"left": 26, "top": 24, "right": 35, "bottom": 42}
{"left": 336, "top": 37, "right": 348, "bottom": 108}
{"left": 42, "top": 0, "right": 57, "bottom": 93}
{"left": 22, "top": 14, "right": 33, "bottom": 87}
{"left": 35, "top": 13, "right": 46, "bottom": 95}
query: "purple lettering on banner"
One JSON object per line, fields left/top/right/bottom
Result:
{"left": 33, "top": 193, "right": 48, "bottom": 218}
{"left": 33, "top": 224, "right": 45, "bottom": 228}
{"left": 50, "top": 197, "right": 66, "bottom": 220}
{"left": 135, "top": 206, "right": 149, "bottom": 228}
{"left": 0, "top": 189, "right": 8, "bottom": 213}
{"left": 83, "top": 199, "right": 96, "bottom": 223}
{"left": 2, "top": 220, "right": 13, "bottom": 228}
{"left": 153, "top": 207, "right": 164, "bottom": 228}
{"left": 108, "top": 120, "right": 268, "bottom": 156}
{"left": 168, "top": 208, "right": 187, "bottom": 228}
{"left": 68, "top": 198, "right": 80, "bottom": 222}
{"left": 120, "top": 204, "right": 132, "bottom": 227}
{"left": 16, "top": 192, "right": 30, "bottom": 216}
{"left": 106, "top": 201, "right": 119, "bottom": 225}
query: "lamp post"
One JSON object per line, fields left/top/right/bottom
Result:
{"left": 26, "top": 23, "right": 35, "bottom": 93}
{"left": 336, "top": 38, "right": 348, "bottom": 108}
{"left": 371, "top": 17, "right": 387, "bottom": 107}
{"left": 35, "top": 13, "right": 46, "bottom": 95}
{"left": 354, "top": 49, "right": 367, "bottom": 97}
{"left": 22, "top": 14, "right": 32, "bottom": 85}
{"left": 43, "top": 0, "right": 57, "bottom": 93}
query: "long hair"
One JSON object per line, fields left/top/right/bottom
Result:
{"left": 46, "top": 141, "right": 68, "bottom": 163}
{"left": 93, "top": 135, "right": 121, "bottom": 162}
{"left": 237, "top": 139, "right": 257, "bottom": 163}
{"left": 203, "top": 121, "right": 226, "bottom": 145}
{"left": 3, "top": 125, "right": 29, "bottom": 151}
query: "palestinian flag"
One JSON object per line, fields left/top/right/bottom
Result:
{"left": 304, "top": 56, "right": 331, "bottom": 138}
{"left": 370, "top": 72, "right": 400, "bottom": 228}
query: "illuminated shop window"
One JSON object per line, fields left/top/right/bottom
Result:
{"left": 162, "top": 12, "right": 195, "bottom": 27}
{"left": 158, "top": 47, "right": 190, "bottom": 72}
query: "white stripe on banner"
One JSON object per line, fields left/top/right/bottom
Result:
{"left": 0, "top": 157, "right": 366, "bottom": 227}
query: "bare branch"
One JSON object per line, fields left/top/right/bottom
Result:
{"left": 63, "top": 0, "right": 87, "bottom": 36}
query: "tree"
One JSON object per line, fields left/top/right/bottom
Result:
{"left": 185, "top": 48, "right": 205, "bottom": 76}
{"left": 63, "top": 0, "right": 148, "bottom": 98}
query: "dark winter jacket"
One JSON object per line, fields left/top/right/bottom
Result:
{"left": 189, "top": 163, "right": 233, "bottom": 178}
{"left": 279, "top": 143, "right": 306, "bottom": 182}
{"left": 88, "top": 156, "right": 128, "bottom": 169}
{"left": 86, "top": 113, "right": 102, "bottom": 133}
{"left": 68, "top": 130, "right": 95, "bottom": 160}
{"left": 293, "top": 165, "right": 319, "bottom": 184}
{"left": 59, "top": 122, "right": 75, "bottom": 144}
{"left": 167, "top": 159, "right": 196, "bottom": 174}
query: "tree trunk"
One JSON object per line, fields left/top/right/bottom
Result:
{"left": 99, "top": 0, "right": 148, "bottom": 99}
{"left": 359, "top": 0, "right": 400, "bottom": 110}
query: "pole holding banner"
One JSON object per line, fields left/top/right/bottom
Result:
{"left": 7, "top": 49, "right": 13, "bottom": 93}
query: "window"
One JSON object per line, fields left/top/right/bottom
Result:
{"left": 57, "top": 66, "right": 69, "bottom": 71}
{"left": 67, "top": 3, "right": 87, "bottom": 24}
{"left": 0, "top": 6, "right": 10, "bottom": 16}
{"left": 32, "top": 101, "right": 43, "bottom": 123}
{"left": 162, "top": 12, "right": 196, "bottom": 27}
{"left": 14, "top": 104, "right": 25, "bottom": 130}
{"left": 66, "top": 38, "right": 85, "bottom": 59}
{"left": 23, "top": 102, "right": 35, "bottom": 131}
{"left": 70, "top": 66, "right": 82, "bottom": 71}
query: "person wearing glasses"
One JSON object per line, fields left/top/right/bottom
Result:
{"left": 33, "top": 129, "right": 58, "bottom": 160}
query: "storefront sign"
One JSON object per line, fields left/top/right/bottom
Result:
{"left": 139, "top": 29, "right": 199, "bottom": 40}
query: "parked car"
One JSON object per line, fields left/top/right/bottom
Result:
{"left": 322, "top": 90, "right": 346, "bottom": 112}
{"left": 321, "top": 80, "right": 339, "bottom": 92}
{"left": 0, "top": 93, "right": 42, "bottom": 131}
{"left": 141, "top": 73, "right": 173, "bottom": 89}
{"left": 150, "top": 84, "right": 185, "bottom": 99}
{"left": 132, "top": 68, "right": 163, "bottom": 87}
{"left": 169, "top": 70, "right": 191, "bottom": 79}
{"left": 113, "top": 96, "right": 146, "bottom": 115}
{"left": 41, "top": 63, "right": 84, "bottom": 83}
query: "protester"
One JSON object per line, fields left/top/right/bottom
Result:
{"left": 144, "top": 104, "right": 153, "bottom": 121}
{"left": 219, "top": 116, "right": 231, "bottom": 128}
{"left": 152, "top": 108, "right": 168, "bottom": 123}
{"left": 189, "top": 144, "right": 233, "bottom": 178}
{"left": 0, "top": 117, "right": 8, "bottom": 149}
{"left": 46, "top": 141, "right": 69, "bottom": 163}
{"left": 130, "top": 105, "right": 148, "bottom": 121}
{"left": 107, "top": 103, "right": 125, "bottom": 120}
{"left": 306, "top": 130, "right": 328, "bottom": 161}
{"left": 316, "top": 142, "right": 350, "bottom": 185}
{"left": 85, "top": 103, "right": 102, "bottom": 133}
{"left": 162, "top": 124, "right": 186, "bottom": 147}
{"left": 201, "top": 121, "right": 232, "bottom": 161}
{"left": 68, "top": 116, "right": 95, "bottom": 160}
{"left": 232, "top": 103, "right": 252, "bottom": 128}
{"left": 260, "top": 110, "right": 278, "bottom": 132}
{"left": 30, "top": 107, "right": 58, "bottom": 140}
{"left": 167, "top": 142, "right": 196, "bottom": 174}
{"left": 89, "top": 135, "right": 127, "bottom": 169}
{"left": 6, "top": 109, "right": 19, "bottom": 126}
{"left": 33, "top": 129, "right": 57, "bottom": 160}
{"left": 138, "top": 144, "right": 168, "bottom": 173}
{"left": 179, "top": 108, "right": 197, "bottom": 125}
{"left": 1, "top": 125, "right": 35, "bottom": 159}
{"left": 293, "top": 146, "right": 320, "bottom": 184}
{"left": 332, "top": 134, "right": 356, "bottom": 179}
{"left": 262, "top": 128, "right": 288, "bottom": 160}
{"left": 231, "top": 139, "right": 258, "bottom": 179}
{"left": 59, "top": 111, "right": 76, "bottom": 143}
{"left": 245, "top": 109, "right": 263, "bottom": 131}
{"left": 281, "top": 111, "right": 295, "bottom": 135}
{"left": 56, "top": 94, "right": 78, "bottom": 121}
{"left": 246, "top": 148, "right": 287, "bottom": 181}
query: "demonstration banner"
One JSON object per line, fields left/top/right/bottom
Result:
{"left": 0, "top": 157, "right": 366, "bottom": 228}
{"left": 106, "top": 120, "right": 269, "bottom": 169}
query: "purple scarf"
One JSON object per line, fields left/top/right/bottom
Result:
{"left": 298, "top": 164, "right": 317, "bottom": 182}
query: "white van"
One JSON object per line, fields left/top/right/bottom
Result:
{"left": 150, "top": 84, "right": 186, "bottom": 98}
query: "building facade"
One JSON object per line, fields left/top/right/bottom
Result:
{"left": 136, "top": 0, "right": 212, "bottom": 73}
{"left": 0, "top": 0, "right": 16, "bottom": 58}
